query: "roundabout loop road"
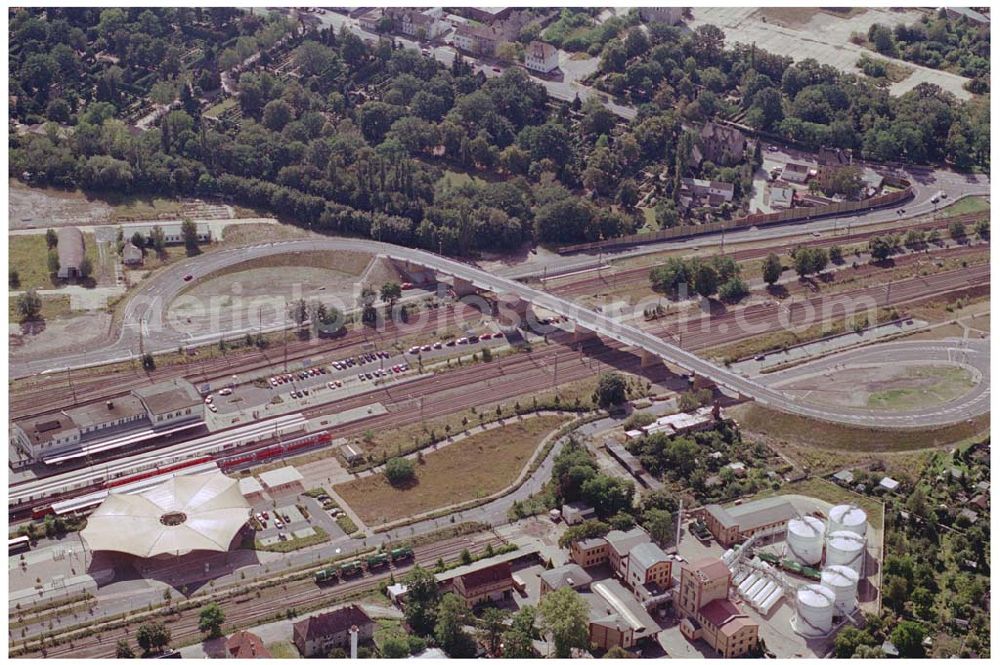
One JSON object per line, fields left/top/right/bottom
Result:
{"left": 20, "top": 238, "right": 991, "bottom": 430}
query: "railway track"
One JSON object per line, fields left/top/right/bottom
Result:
{"left": 550, "top": 234, "right": 988, "bottom": 299}
{"left": 10, "top": 304, "right": 488, "bottom": 421}
{"left": 14, "top": 531, "right": 505, "bottom": 658}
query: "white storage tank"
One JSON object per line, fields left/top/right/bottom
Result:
{"left": 787, "top": 516, "right": 826, "bottom": 565}
{"left": 759, "top": 587, "right": 784, "bottom": 615}
{"left": 821, "top": 565, "right": 859, "bottom": 615}
{"left": 747, "top": 578, "right": 768, "bottom": 599}
{"left": 753, "top": 581, "right": 777, "bottom": 609}
{"left": 739, "top": 574, "right": 758, "bottom": 595}
{"left": 826, "top": 530, "right": 866, "bottom": 574}
{"left": 829, "top": 504, "right": 868, "bottom": 537}
{"left": 733, "top": 569, "right": 749, "bottom": 586}
{"left": 793, "top": 584, "right": 836, "bottom": 636}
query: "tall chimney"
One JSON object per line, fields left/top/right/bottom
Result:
{"left": 350, "top": 625, "right": 359, "bottom": 659}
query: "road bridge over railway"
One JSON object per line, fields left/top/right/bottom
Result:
{"left": 14, "top": 237, "right": 986, "bottom": 429}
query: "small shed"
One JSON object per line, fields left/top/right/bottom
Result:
{"left": 122, "top": 242, "right": 144, "bottom": 266}
{"left": 56, "top": 227, "right": 86, "bottom": 279}
{"left": 879, "top": 477, "right": 900, "bottom": 492}
{"left": 238, "top": 476, "right": 265, "bottom": 501}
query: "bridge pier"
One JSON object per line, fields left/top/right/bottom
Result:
{"left": 451, "top": 277, "right": 478, "bottom": 297}
{"left": 691, "top": 374, "right": 716, "bottom": 392}
{"left": 640, "top": 349, "right": 661, "bottom": 369}
{"left": 494, "top": 294, "right": 533, "bottom": 329}
{"left": 572, "top": 327, "right": 600, "bottom": 344}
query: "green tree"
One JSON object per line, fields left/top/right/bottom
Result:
{"left": 288, "top": 298, "right": 309, "bottom": 328}
{"left": 643, "top": 508, "right": 674, "bottom": 546}
{"left": 480, "top": 607, "right": 509, "bottom": 656}
{"left": 47, "top": 250, "right": 60, "bottom": 277}
{"left": 435, "top": 593, "right": 476, "bottom": 657}
{"left": 761, "top": 252, "right": 782, "bottom": 285}
{"left": 136, "top": 621, "right": 171, "bottom": 654}
{"left": 949, "top": 220, "right": 967, "bottom": 241}
{"left": 404, "top": 566, "right": 439, "bottom": 636}
{"left": 198, "top": 603, "right": 225, "bottom": 639}
{"left": 142, "top": 352, "right": 156, "bottom": 371}
{"left": 9, "top": 268, "right": 20, "bottom": 288}
{"left": 181, "top": 220, "right": 200, "bottom": 256}
{"left": 693, "top": 261, "right": 719, "bottom": 298}
{"left": 381, "top": 636, "right": 410, "bottom": 658}
{"left": 889, "top": 621, "right": 926, "bottom": 658}
{"left": 594, "top": 372, "right": 628, "bottom": 410}
{"left": 974, "top": 219, "right": 989, "bottom": 240}
{"left": 868, "top": 236, "right": 894, "bottom": 261}
{"left": 503, "top": 606, "right": 537, "bottom": 658}
{"left": 79, "top": 256, "right": 93, "bottom": 280}
{"left": 384, "top": 457, "right": 415, "bottom": 486}
{"left": 539, "top": 587, "right": 590, "bottom": 658}
{"left": 718, "top": 277, "right": 749, "bottom": 303}
{"left": 149, "top": 225, "right": 166, "bottom": 255}
{"left": 15, "top": 289, "right": 42, "bottom": 323}
{"left": 380, "top": 281, "right": 402, "bottom": 312}
{"left": 45, "top": 228, "right": 58, "bottom": 250}
{"left": 604, "top": 645, "right": 634, "bottom": 658}
{"left": 834, "top": 627, "right": 875, "bottom": 659}
{"left": 115, "top": 639, "right": 135, "bottom": 658}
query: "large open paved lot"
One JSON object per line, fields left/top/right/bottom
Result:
{"left": 689, "top": 7, "right": 972, "bottom": 99}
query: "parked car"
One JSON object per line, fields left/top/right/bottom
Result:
{"left": 183, "top": 274, "right": 193, "bottom": 281}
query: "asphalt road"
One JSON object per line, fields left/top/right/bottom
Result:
{"left": 757, "top": 338, "right": 990, "bottom": 427}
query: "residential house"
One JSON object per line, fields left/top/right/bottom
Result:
{"left": 357, "top": 8, "right": 384, "bottom": 32}
{"left": 677, "top": 557, "right": 759, "bottom": 658}
{"left": 701, "top": 499, "right": 797, "bottom": 547}
{"left": 452, "top": 561, "right": 515, "bottom": 608}
{"left": 540, "top": 563, "right": 593, "bottom": 596}
{"left": 293, "top": 605, "right": 374, "bottom": 657}
{"left": 691, "top": 122, "right": 746, "bottom": 167}
{"left": 453, "top": 12, "right": 528, "bottom": 56}
{"left": 524, "top": 40, "right": 559, "bottom": 74}
{"left": 226, "top": 631, "right": 271, "bottom": 658}
{"left": 879, "top": 476, "right": 900, "bottom": 492}
{"left": 449, "top": 7, "right": 516, "bottom": 23}
{"left": 818, "top": 146, "right": 851, "bottom": 167}
{"left": 832, "top": 470, "right": 855, "bottom": 485}
{"left": 386, "top": 8, "right": 447, "bottom": 40}
{"left": 56, "top": 227, "right": 86, "bottom": 279}
{"left": 680, "top": 178, "right": 735, "bottom": 207}
{"left": 781, "top": 162, "right": 811, "bottom": 184}
{"left": 639, "top": 6, "right": 686, "bottom": 25}
{"left": 640, "top": 407, "right": 716, "bottom": 437}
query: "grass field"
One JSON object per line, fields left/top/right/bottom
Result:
{"left": 941, "top": 196, "right": 990, "bottom": 217}
{"left": 336, "top": 414, "right": 570, "bottom": 525}
{"left": 9, "top": 294, "right": 72, "bottom": 324}
{"left": 437, "top": 169, "right": 485, "bottom": 190}
{"left": 866, "top": 366, "right": 976, "bottom": 411}
{"left": 9, "top": 235, "right": 57, "bottom": 290}
{"left": 103, "top": 194, "right": 185, "bottom": 222}
{"left": 266, "top": 641, "right": 299, "bottom": 658}
{"left": 204, "top": 97, "right": 238, "bottom": 119}
{"left": 730, "top": 402, "right": 990, "bottom": 454}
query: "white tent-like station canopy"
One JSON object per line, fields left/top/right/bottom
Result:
{"left": 81, "top": 472, "right": 250, "bottom": 558}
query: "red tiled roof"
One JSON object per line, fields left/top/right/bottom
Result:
{"left": 700, "top": 598, "right": 742, "bottom": 628}
{"left": 686, "top": 557, "right": 730, "bottom": 582}
{"left": 459, "top": 561, "right": 512, "bottom": 592}
{"left": 226, "top": 631, "right": 271, "bottom": 658}
{"left": 720, "top": 615, "right": 757, "bottom": 637}
{"left": 293, "top": 605, "right": 372, "bottom": 643}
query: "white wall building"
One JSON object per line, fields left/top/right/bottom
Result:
{"left": 525, "top": 40, "right": 559, "bottom": 74}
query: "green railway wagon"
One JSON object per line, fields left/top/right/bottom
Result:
{"left": 757, "top": 552, "right": 780, "bottom": 564}
{"left": 781, "top": 559, "right": 803, "bottom": 574}
{"left": 367, "top": 553, "right": 390, "bottom": 568}
{"left": 390, "top": 546, "right": 413, "bottom": 561}
{"left": 340, "top": 561, "right": 362, "bottom": 576}
{"left": 314, "top": 567, "right": 338, "bottom": 583}
{"left": 801, "top": 566, "right": 821, "bottom": 581}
